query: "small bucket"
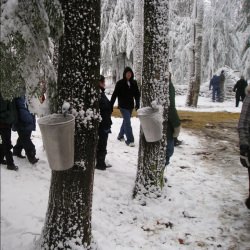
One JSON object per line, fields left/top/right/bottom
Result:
{"left": 137, "top": 106, "right": 163, "bottom": 142}
{"left": 38, "top": 114, "right": 75, "bottom": 171}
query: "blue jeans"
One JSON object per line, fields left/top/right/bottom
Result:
{"left": 212, "top": 87, "right": 220, "bottom": 102}
{"left": 165, "top": 138, "right": 174, "bottom": 166}
{"left": 119, "top": 108, "right": 134, "bottom": 143}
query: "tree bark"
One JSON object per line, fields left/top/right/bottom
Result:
{"left": 39, "top": 1, "right": 100, "bottom": 249}
{"left": 133, "top": 0, "right": 169, "bottom": 198}
{"left": 186, "top": 0, "right": 204, "bottom": 107}
{"left": 133, "top": 0, "right": 144, "bottom": 86}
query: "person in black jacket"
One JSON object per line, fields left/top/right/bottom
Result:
{"left": 110, "top": 67, "right": 140, "bottom": 147}
{"left": 96, "top": 75, "right": 112, "bottom": 170}
{"left": 0, "top": 95, "right": 18, "bottom": 170}
{"left": 233, "top": 76, "right": 248, "bottom": 107}
{"left": 12, "top": 96, "right": 39, "bottom": 164}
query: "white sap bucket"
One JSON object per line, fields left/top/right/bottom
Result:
{"left": 137, "top": 105, "right": 163, "bottom": 142}
{"left": 38, "top": 114, "right": 75, "bottom": 171}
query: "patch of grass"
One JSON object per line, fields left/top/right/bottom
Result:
{"left": 112, "top": 107, "right": 240, "bottom": 130}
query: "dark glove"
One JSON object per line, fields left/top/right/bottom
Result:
{"left": 240, "top": 145, "right": 250, "bottom": 168}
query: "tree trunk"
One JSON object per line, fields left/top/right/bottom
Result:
{"left": 133, "top": 0, "right": 169, "bottom": 198}
{"left": 133, "top": 0, "right": 144, "bottom": 86}
{"left": 186, "top": 0, "right": 204, "bottom": 107}
{"left": 38, "top": 1, "right": 100, "bottom": 249}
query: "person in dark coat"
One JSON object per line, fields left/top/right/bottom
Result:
{"left": 110, "top": 67, "right": 140, "bottom": 147}
{"left": 233, "top": 76, "right": 248, "bottom": 107}
{"left": 165, "top": 73, "right": 181, "bottom": 167}
{"left": 12, "top": 96, "right": 38, "bottom": 164}
{"left": 96, "top": 75, "right": 112, "bottom": 170}
{"left": 209, "top": 75, "right": 220, "bottom": 102}
{"left": 0, "top": 95, "right": 18, "bottom": 170}
{"left": 238, "top": 84, "right": 250, "bottom": 209}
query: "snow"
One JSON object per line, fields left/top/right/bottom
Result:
{"left": 1, "top": 96, "right": 250, "bottom": 250}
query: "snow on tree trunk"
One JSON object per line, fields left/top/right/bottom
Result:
{"left": 38, "top": 1, "right": 100, "bottom": 249}
{"left": 133, "top": 0, "right": 144, "bottom": 86}
{"left": 186, "top": 0, "right": 204, "bottom": 107}
{"left": 133, "top": 0, "right": 169, "bottom": 198}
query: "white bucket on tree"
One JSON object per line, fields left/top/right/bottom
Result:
{"left": 38, "top": 114, "right": 75, "bottom": 171}
{"left": 137, "top": 104, "right": 163, "bottom": 142}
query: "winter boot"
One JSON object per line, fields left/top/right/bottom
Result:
{"left": 27, "top": 151, "right": 39, "bottom": 164}
{"left": 174, "top": 138, "right": 182, "bottom": 147}
{"left": 7, "top": 164, "right": 19, "bottom": 171}
{"left": 95, "top": 164, "right": 106, "bottom": 171}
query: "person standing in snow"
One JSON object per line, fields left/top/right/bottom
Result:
{"left": 165, "top": 72, "right": 181, "bottom": 167}
{"left": 0, "top": 94, "right": 19, "bottom": 171}
{"left": 238, "top": 84, "right": 250, "bottom": 209}
{"left": 233, "top": 76, "right": 248, "bottom": 107}
{"left": 219, "top": 70, "right": 225, "bottom": 102}
{"left": 110, "top": 67, "right": 140, "bottom": 147}
{"left": 12, "top": 96, "right": 39, "bottom": 164}
{"left": 209, "top": 74, "right": 220, "bottom": 102}
{"left": 96, "top": 75, "right": 112, "bottom": 170}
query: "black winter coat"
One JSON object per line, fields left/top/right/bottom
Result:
{"left": 233, "top": 79, "right": 248, "bottom": 96}
{"left": 99, "top": 89, "right": 112, "bottom": 131}
{"left": 111, "top": 79, "right": 140, "bottom": 110}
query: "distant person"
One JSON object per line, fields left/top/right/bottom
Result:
{"left": 219, "top": 70, "right": 225, "bottom": 102}
{"left": 233, "top": 76, "right": 248, "bottom": 107}
{"left": 209, "top": 75, "right": 220, "bottom": 102}
{"left": 111, "top": 67, "right": 140, "bottom": 147}
{"left": 238, "top": 84, "right": 250, "bottom": 209}
{"left": 165, "top": 72, "right": 181, "bottom": 167}
{"left": 12, "top": 96, "right": 39, "bottom": 164}
{"left": 96, "top": 75, "right": 112, "bottom": 170}
{"left": 0, "top": 95, "right": 18, "bottom": 171}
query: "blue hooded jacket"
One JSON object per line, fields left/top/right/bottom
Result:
{"left": 12, "top": 96, "right": 36, "bottom": 132}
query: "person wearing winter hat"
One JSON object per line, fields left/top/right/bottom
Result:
{"left": 96, "top": 75, "right": 112, "bottom": 170}
{"left": 238, "top": 83, "right": 250, "bottom": 209}
{"left": 110, "top": 67, "right": 140, "bottom": 147}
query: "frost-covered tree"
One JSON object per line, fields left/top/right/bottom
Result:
{"left": 0, "top": 0, "right": 62, "bottom": 114}
{"left": 168, "top": 0, "right": 193, "bottom": 84}
{"left": 133, "top": 0, "right": 169, "bottom": 198}
{"left": 38, "top": 1, "right": 100, "bottom": 249}
{"left": 186, "top": 0, "right": 204, "bottom": 107}
{"left": 238, "top": 0, "right": 250, "bottom": 78}
{"left": 101, "top": 0, "right": 134, "bottom": 83}
{"left": 133, "top": 0, "right": 144, "bottom": 86}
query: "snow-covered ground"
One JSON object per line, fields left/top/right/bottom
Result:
{"left": 1, "top": 96, "right": 250, "bottom": 250}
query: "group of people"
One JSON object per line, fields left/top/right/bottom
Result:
{"left": 209, "top": 70, "right": 225, "bottom": 102}
{"left": 98, "top": 66, "right": 250, "bottom": 210}
{"left": 0, "top": 95, "right": 39, "bottom": 171}
{"left": 1, "top": 66, "right": 249, "bottom": 210}
{"left": 96, "top": 66, "right": 181, "bottom": 171}
{"left": 209, "top": 70, "right": 248, "bottom": 108}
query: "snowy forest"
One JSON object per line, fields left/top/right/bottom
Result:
{"left": 101, "top": 0, "right": 249, "bottom": 85}
{"left": 1, "top": 0, "right": 250, "bottom": 250}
